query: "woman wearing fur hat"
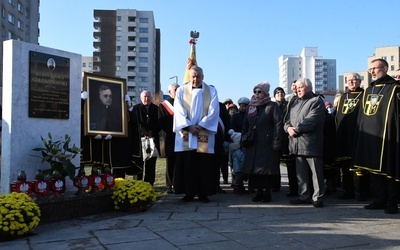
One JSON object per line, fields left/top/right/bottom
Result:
{"left": 242, "top": 82, "right": 283, "bottom": 202}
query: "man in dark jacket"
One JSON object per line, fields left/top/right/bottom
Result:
{"left": 284, "top": 78, "right": 326, "bottom": 208}
{"left": 353, "top": 59, "right": 400, "bottom": 214}
{"left": 130, "top": 90, "right": 160, "bottom": 185}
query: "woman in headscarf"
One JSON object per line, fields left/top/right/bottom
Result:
{"left": 242, "top": 82, "right": 283, "bottom": 202}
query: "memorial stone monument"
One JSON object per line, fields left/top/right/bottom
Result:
{"left": 1, "top": 40, "right": 82, "bottom": 194}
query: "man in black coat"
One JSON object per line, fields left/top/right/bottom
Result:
{"left": 130, "top": 90, "right": 160, "bottom": 185}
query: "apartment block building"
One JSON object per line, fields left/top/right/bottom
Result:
{"left": 278, "top": 47, "right": 337, "bottom": 96}
{"left": 0, "top": 0, "right": 39, "bottom": 91}
{"left": 92, "top": 9, "right": 160, "bottom": 103}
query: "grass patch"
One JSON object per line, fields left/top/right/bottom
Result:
{"left": 153, "top": 157, "right": 168, "bottom": 198}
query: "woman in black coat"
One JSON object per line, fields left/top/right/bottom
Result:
{"left": 242, "top": 82, "right": 283, "bottom": 202}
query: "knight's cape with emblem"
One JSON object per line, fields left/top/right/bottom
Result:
{"left": 352, "top": 75, "right": 400, "bottom": 180}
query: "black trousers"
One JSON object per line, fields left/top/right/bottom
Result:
{"left": 166, "top": 154, "right": 176, "bottom": 188}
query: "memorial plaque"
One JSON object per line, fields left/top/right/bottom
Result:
{"left": 29, "top": 51, "right": 70, "bottom": 119}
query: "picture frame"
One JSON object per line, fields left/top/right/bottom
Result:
{"left": 83, "top": 72, "right": 128, "bottom": 137}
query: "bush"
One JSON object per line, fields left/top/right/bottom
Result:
{"left": 0, "top": 192, "right": 41, "bottom": 241}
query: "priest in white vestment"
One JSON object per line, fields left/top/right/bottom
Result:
{"left": 173, "top": 66, "right": 220, "bottom": 203}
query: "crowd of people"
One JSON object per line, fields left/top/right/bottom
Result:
{"left": 84, "top": 59, "right": 400, "bottom": 215}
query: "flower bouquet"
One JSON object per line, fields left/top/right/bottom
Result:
{"left": 0, "top": 192, "right": 41, "bottom": 241}
{"left": 111, "top": 178, "right": 157, "bottom": 212}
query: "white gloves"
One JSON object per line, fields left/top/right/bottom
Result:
{"left": 81, "top": 91, "right": 88, "bottom": 100}
{"left": 125, "top": 94, "right": 132, "bottom": 106}
{"left": 94, "top": 134, "right": 112, "bottom": 140}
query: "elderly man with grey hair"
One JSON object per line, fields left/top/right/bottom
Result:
{"left": 284, "top": 78, "right": 326, "bottom": 207}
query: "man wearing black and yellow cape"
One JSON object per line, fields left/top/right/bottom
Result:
{"left": 352, "top": 58, "right": 400, "bottom": 214}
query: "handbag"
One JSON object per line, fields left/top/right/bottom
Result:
{"left": 240, "top": 127, "right": 256, "bottom": 148}
{"left": 141, "top": 137, "right": 160, "bottom": 161}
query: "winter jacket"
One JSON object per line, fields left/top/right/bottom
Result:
{"left": 284, "top": 92, "right": 325, "bottom": 158}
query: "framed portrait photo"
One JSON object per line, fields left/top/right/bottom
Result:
{"left": 83, "top": 73, "right": 128, "bottom": 137}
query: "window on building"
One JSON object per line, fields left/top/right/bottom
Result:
{"left": 116, "top": 66, "right": 121, "bottom": 72}
{"left": 128, "top": 16, "right": 135, "bottom": 22}
{"left": 117, "top": 26, "right": 121, "bottom": 31}
{"left": 138, "top": 77, "right": 148, "bottom": 83}
{"left": 82, "top": 62, "right": 86, "bottom": 67}
{"left": 391, "top": 65, "right": 395, "bottom": 71}
{"left": 2, "top": 8, "right": 5, "bottom": 18}
{"left": 139, "top": 47, "right": 148, "bottom": 53}
{"left": 382, "top": 56, "right": 387, "bottom": 60}
{"left": 7, "top": 31, "right": 13, "bottom": 39}
{"left": 116, "top": 56, "right": 121, "bottom": 61}
{"left": 128, "top": 66, "right": 135, "bottom": 72}
{"left": 117, "top": 16, "right": 121, "bottom": 21}
{"left": 139, "top": 28, "right": 148, "bottom": 33}
{"left": 139, "top": 57, "right": 148, "bottom": 63}
{"left": 128, "top": 86, "right": 135, "bottom": 92}
{"left": 391, "top": 55, "right": 395, "bottom": 61}
{"left": 89, "top": 62, "right": 93, "bottom": 67}
{"left": 128, "top": 56, "right": 136, "bottom": 62}
{"left": 17, "top": 19, "right": 22, "bottom": 30}
{"left": 2, "top": 26, "right": 5, "bottom": 37}
{"left": 138, "top": 86, "right": 148, "bottom": 92}
{"left": 8, "top": 13, "right": 14, "bottom": 24}
{"left": 139, "top": 67, "right": 148, "bottom": 72}
{"left": 139, "top": 18, "right": 148, "bottom": 23}
{"left": 139, "top": 37, "right": 148, "bottom": 43}
{"left": 128, "top": 46, "right": 135, "bottom": 52}
{"left": 17, "top": 2, "right": 23, "bottom": 13}
{"left": 128, "top": 26, "right": 135, "bottom": 32}
{"left": 8, "top": 0, "right": 14, "bottom": 6}
{"left": 116, "top": 36, "right": 121, "bottom": 41}
{"left": 128, "top": 36, "right": 135, "bottom": 41}
{"left": 128, "top": 76, "right": 135, "bottom": 82}
{"left": 116, "top": 46, "right": 121, "bottom": 51}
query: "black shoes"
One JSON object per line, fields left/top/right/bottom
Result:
{"left": 338, "top": 192, "right": 355, "bottom": 200}
{"left": 167, "top": 187, "right": 175, "bottom": 194}
{"left": 181, "top": 195, "right": 209, "bottom": 203}
{"left": 252, "top": 193, "right": 263, "bottom": 202}
{"left": 364, "top": 202, "right": 386, "bottom": 210}
{"left": 286, "top": 191, "right": 298, "bottom": 197}
{"left": 198, "top": 195, "right": 209, "bottom": 203}
{"left": 290, "top": 199, "right": 311, "bottom": 205}
{"left": 252, "top": 190, "right": 271, "bottom": 202}
{"left": 357, "top": 194, "right": 369, "bottom": 202}
{"left": 384, "top": 205, "right": 399, "bottom": 214}
{"left": 312, "top": 200, "right": 324, "bottom": 208}
{"left": 181, "top": 195, "right": 194, "bottom": 202}
{"left": 233, "top": 186, "right": 248, "bottom": 195}
{"left": 216, "top": 185, "right": 226, "bottom": 194}
{"left": 364, "top": 202, "right": 398, "bottom": 214}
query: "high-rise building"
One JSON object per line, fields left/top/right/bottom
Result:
{"left": 279, "top": 47, "right": 337, "bottom": 95}
{"left": 0, "top": 0, "right": 39, "bottom": 91}
{"left": 92, "top": 9, "right": 160, "bottom": 103}
{"left": 82, "top": 56, "right": 94, "bottom": 73}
